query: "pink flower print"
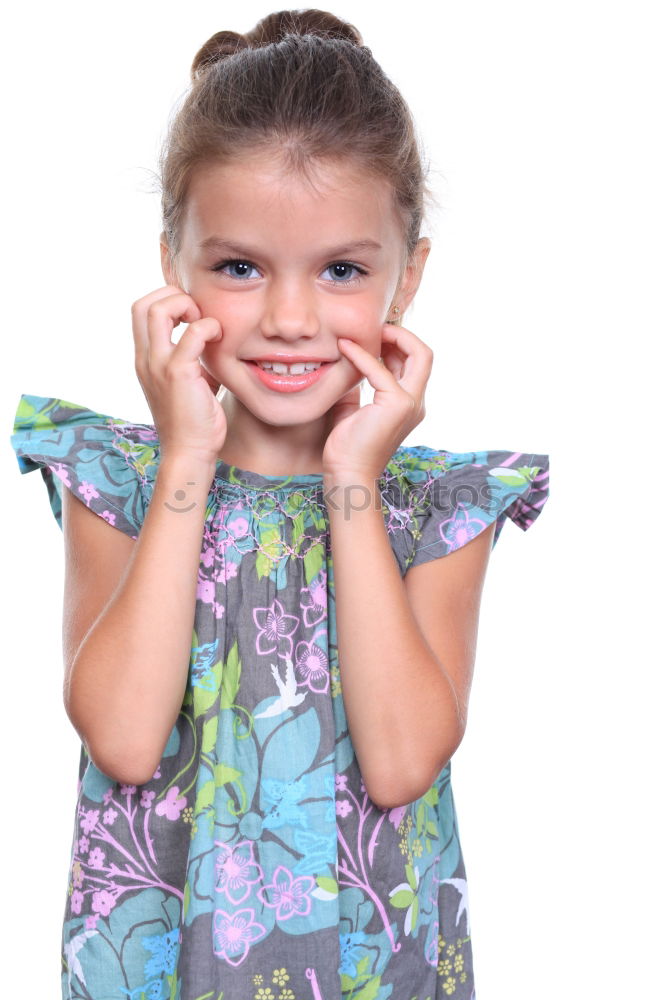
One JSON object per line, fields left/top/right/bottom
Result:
{"left": 120, "top": 784, "right": 137, "bottom": 797}
{"left": 87, "top": 847, "right": 106, "bottom": 870}
{"left": 153, "top": 766, "right": 162, "bottom": 780}
{"left": 136, "top": 426, "right": 159, "bottom": 443}
{"left": 214, "top": 840, "right": 264, "bottom": 905}
{"left": 48, "top": 462, "right": 71, "bottom": 487}
{"left": 294, "top": 637, "right": 329, "bottom": 693}
{"left": 102, "top": 787, "right": 114, "bottom": 806}
{"left": 102, "top": 808, "right": 118, "bottom": 826}
{"left": 212, "top": 908, "right": 267, "bottom": 967}
{"left": 140, "top": 790, "right": 156, "bottom": 809}
{"left": 70, "top": 890, "right": 84, "bottom": 915}
{"left": 388, "top": 805, "right": 407, "bottom": 830}
{"left": 91, "top": 889, "right": 115, "bottom": 916}
{"left": 336, "top": 799, "right": 352, "bottom": 818}
{"left": 85, "top": 914, "right": 99, "bottom": 931}
{"left": 213, "top": 601, "right": 225, "bottom": 619}
{"left": 197, "top": 579, "right": 216, "bottom": 605}
{"left": 228, "top": 515, "right": 249, "bottom": 538}
{"left": 78, "top": 480, "right": 100, "bottom": 504}
{"left": 300, "top": 570, "right": 327, "bottom": 627}
{"left": 80, "top": 809, "right": 99, "bottom": 835}
{"left": 101, "top": 510, "right": 116, "bottom": 526}
{"left": 335, "top": 774, "right": 348, "bottom": 792}
{"left": 438, "top": 508, "right": 488, "bottom": 554}
{"left": 223, "top": 561, "right": 238, "bottom": 582}
{"left": 201, "top": 546, "right": 216, "bottom": 568}
{"left": 257, "top": 866, "right": 315, "bottom": 921}
{"left": 155, "top": 786, "right": 187, "bottom": 820}
{"left": 253, "top": 599, "right": 299, "bottom": 656}
{"left": 78, "top": 836, "right": 90, "bottom": 854}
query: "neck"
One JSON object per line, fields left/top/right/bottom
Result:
{"left": 216, "top": 391, "right": 334, "bottom": 476}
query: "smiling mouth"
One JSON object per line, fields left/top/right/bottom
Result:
{"left": 243, "top": 359, "right": 336, "bottom": 393}
{"left": 249, "top": 360, "right": 335, "bottom": 375}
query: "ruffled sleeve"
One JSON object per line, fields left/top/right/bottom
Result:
{"left": 9, "top": 394, "right": 160, "bottom": 539}
{"left": 382, "top": 444, "right": 550, "bottom": 575}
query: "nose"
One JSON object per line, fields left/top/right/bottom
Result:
{"left": 259, "top": 279, "right": 320, "bottom": 341}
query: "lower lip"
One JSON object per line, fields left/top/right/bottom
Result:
{"left": 245, "top": 361, "right": 333, "bottom": 393}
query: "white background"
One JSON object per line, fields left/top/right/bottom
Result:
{"left": 2, "top": 1, "right": 664, "bottom": 997}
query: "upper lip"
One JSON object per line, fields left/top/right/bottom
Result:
{"left": 246, "top": 356, "right": 337, "bottom": 363}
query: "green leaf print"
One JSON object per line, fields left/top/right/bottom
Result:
{"left": 423, "top": 784, "right": 438, "bottom": 807}
{"left": 194, "top": 780, "right": 215, "bottom": 816}
{"left": 220, "top": 641, "right": 241, "bottom": 710}
{"left": 315, "top": 875, "right": 339, "bottom": 896}
{"left": 354, "top": 976, "right": 381, "bottom": 1000}
{"left": 16, "top": 396, "right": 50, "bottom": 429}
{"left": 405, "top": 864, "right": 418, "bottom": 891}
{"left": 304, "top": 540, "right": 325, "bottom": 586}
{"left": 255, "top": 524, "right": 284, "bottom": 579}
{"left": 291, "top": 511, "right": 306, "bottom": 555}
{"left": 201, "top": 716, "right": 218, "bottom": 754}
{"left": 389, "top": 888, "right": 415, "bottom": 909}
{"left": 488, "top": 465, "right": 540, "bottom": 487}
{"left": 193, "top": 659, "right": 223, "bottom": 718}
{"left": 214, "top": 762, "right": 247, "bottom": 816}
{"left": 131, "top": 443, "right": 158, "bottom": 478}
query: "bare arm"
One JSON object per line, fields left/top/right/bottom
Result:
{"left": 63, "top": 283, "right": 227, "bottom": 786}
{"left": 326, "top": 473, "right": 494, "bottom": 810}
{"left": 63, "top": 453, "right": 216, "bottom": 785}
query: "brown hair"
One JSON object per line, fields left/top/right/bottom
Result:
{"left": 160, "top": 9, "right": 431, "bottom": 269}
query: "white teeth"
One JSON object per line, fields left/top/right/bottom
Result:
{"left": 257, "top": 361, "right": 323, "bottom": 375}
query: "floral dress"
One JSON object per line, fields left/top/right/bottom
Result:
{"left": 10, "top": 394, "right": 549, "bottom": 1000}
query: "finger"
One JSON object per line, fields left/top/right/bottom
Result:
{"left": 169, "top": 317, "right": 222, "bottom": 373}
{"left": 132, "top": 285, "right": 190, "bottom": 370}
{"left": 144, "top": 292, "right": 203, "bottom": 370}
{"left": 379, "top": 323, "right": 434, "bottom": 398}
{"left": 338, "top": 337, "right": 399, "bottom": 395}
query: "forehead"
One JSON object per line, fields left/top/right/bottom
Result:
{"left": 181, "top": 151, "right": 405, "bottom": 251}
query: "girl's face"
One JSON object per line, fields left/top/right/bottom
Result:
{"left": 163, "top": 151, "right": 429, "bottom": 430}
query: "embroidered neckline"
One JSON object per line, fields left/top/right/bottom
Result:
{"left": 213, "top": 458, "right": 325, "bottom": 492}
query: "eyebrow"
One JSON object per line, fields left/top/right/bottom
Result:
{"left": 198, "top": 237, "right": 383, "bottom": 257}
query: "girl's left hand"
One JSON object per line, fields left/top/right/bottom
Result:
{"left": 322, "top": 322, "right": 433, "bottom": 481}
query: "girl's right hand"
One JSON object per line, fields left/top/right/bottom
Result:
{"left": 132, "top": 285, "right": 227, "bottom": 465}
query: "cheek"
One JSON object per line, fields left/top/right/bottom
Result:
{"left": 188, "top": 285, "right": 257, "bottom": 332}
{"left": 327, "top": 299, "right": 384, "bottom": 354}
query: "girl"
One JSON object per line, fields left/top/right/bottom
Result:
{"left": 11, "top": 9, "right": 549, "bottom": 1000}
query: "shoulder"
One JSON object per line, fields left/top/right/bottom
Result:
{"left": 381, "top": 443, "right": 550, "bottom": 574}
{"left": 10, "top": 393, "right": 158, "bottom": 537}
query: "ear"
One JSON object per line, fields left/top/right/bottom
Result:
{"left": 160, "top": 236, "right": 180, "bottom": 287}
{"left": 394, "top": 237, "right": 431, "bottom": 316}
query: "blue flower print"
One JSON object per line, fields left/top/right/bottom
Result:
{"left": 338, "top": 931, "right": 367, "bottom": 977}
{"left": 190, "top": 640, "right": 220, "bottom": 691}
{"left": 142, "top": 927, "right": 180, "bottom": 977}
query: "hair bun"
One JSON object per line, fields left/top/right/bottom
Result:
{"left": 245, "top": 9, "right": 363, "bottom": 47}
{"left": 191, "top": 31, "right": 250, "bottom": 80}
{"left": 192, "top": 9, "right": 363, "bottom": 79}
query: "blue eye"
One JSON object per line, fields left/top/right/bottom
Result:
{"left": 212, "top": 259, "right": 260, "bottom": 279}
{"left": 323, "top": 262, "right": 367, "bottom": 284}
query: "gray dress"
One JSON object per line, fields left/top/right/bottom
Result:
{"left": 11, "top": 393, "right": 550, "bottom": 1000}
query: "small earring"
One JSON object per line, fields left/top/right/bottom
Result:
{"left": 387, "top": 305, "right": 400, "bottom": 325}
